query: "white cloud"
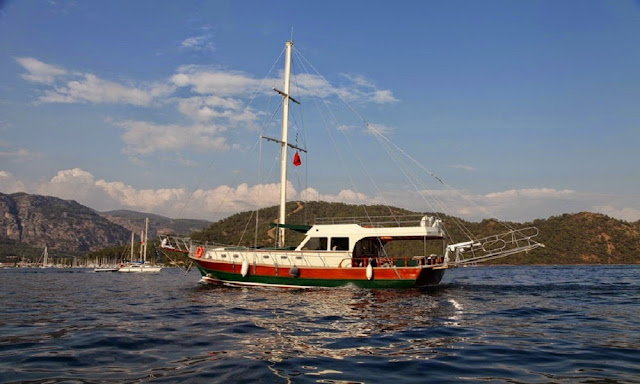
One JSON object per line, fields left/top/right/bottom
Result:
{"left": 0, "top": 141, "right": 40, "bottom": 162}
{"left": 15, "top": 57, "right": 66, "bottom": 84}
{"left": 37, "top": 168, "right": 189, "bottom": 216}
{"left": 15, "top": 56, "right": 400, "bottom": 161}
{"left": 336, "top": 124, "right": 356, "bottom": 132}
{"left": 299, "top": 187, "right": 377, "bottom": 205}
{"left": 41, "top": 74, "right": 171, "bottom": 106}
{"left": 338, "top": 73, "right": 398, "bottom": 104}
{"left": 450, "top": 164, "right": 476, "bottom": 171}
{"left": 7, "top": 168, "right": 295, "bottom": 220}
{"left": 372, "top": 89, "right": 398, "bottom": 104}
{"left": 176, "top": 96, "right": 260, "bottom": 126}
{"left": 484, "top": 188, "right": 575, "bottom": 200}
{"left": 50, "top": 168, "right": 95, "bottom": 184}
{"left": 116, "top": 120, "right": 229, "bottom": 156}
{"left": 171, "top": 66, "right": 261, "bottom": 96}
{"left": 16, "top": 57, "right": 174, "bottom": 106}
{"left": 181, "top": 33, "right": 215, "bottom": 52}
{"left": 0, "top": 171, "right": 28, "bottom": 193}
{"left": 592, "top": 205, "right": 640, "bottom": 223}
{"left": 41, "top": 168, "right": 109, "bottom": 205}
{"left": 365, "top": 123, "right": 395, "bottom": 136}
{"left": 2, "top": 169, "right": 640, "bottom": 222}
{"left": 454, "top": 188, "right": 578, "bottom": 221}
{"left": 170, "top": 66, "right": 398, "bottom": 106}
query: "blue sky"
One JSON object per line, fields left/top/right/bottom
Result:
{"left": 1, "top": 0, "right": 638, "bottom": 222}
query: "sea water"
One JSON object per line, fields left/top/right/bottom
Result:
{"left": 0, "top": 265, "right": 638, "bottom": 383}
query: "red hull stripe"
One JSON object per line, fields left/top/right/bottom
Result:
{"left": 193, "top": 259, "right": 446, "bottom": 288}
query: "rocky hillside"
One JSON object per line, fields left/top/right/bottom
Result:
{"left": 0, "top": 192, "right": 211, "bottom": 260}
{"left": 100, "top": 210, "right": 210, "bottom": 238}
{"left": 0, "top": 192, "right": 131, "bottom": 255}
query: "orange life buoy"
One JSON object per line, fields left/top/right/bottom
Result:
{"left": 195, "top": 247, "right": 204, "bottom": 258}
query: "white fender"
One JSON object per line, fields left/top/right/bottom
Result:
{"left": 241, "top": 259, "right": 249, "bottom": 277}
{"left": 366, "top": 263, "right": 373, "bottom": 280}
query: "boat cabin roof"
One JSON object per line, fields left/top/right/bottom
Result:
{"left": 294, "top": 215, "right": 445, "bottom": 251}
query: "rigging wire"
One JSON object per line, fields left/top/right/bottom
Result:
{"left": 289, "top": 57, "right": 310, "bottom": 225}
{"left": 293, "top": 49, "right": 401, "bottom": 262}
{"left": 364, "top": 123, "right": 476, "bottom": 241}
{"left": 293, "top": 47, "right": 517, "bottom": 241}
{"left": 293, "top": 49, "right": 385, "bottom": 223}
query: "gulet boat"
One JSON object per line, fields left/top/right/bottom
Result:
{"left": 160, "top": 40, "right": 544, "bottom": 288}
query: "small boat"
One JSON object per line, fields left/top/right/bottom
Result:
{"left": 94, "top": 267, "right": 119, "bottom": 273}
{"left": 117, "top": 262, "right": 162, "bottom": 273}
{"left": 161, "top": 40, "right": 544, "bottom": 288}
{"left": 118, "top": 218, "right": 162, "bottom": 273}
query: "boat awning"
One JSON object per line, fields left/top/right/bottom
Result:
{"left": 268, "top": 223, "right": 312, "bottom": 233}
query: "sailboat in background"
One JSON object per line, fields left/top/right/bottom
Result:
{"left": 94, "top": 232, "right": 129, "bottom": 272}
{"left": 39, "top": 246, "right": 54, "bottom": 268}
{"left": 118, "top": 218, "right": 162, "bottom": 273}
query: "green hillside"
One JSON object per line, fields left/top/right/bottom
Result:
{"left": 190, "top": 202, "right": 639, "bottom": 265}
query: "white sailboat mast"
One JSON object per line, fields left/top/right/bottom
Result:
{"left": 278, "top": 40, "right": 293, "bottom": 248}
{"left": 139, "top": 231, "right": 144, "bottom": 260}
{"left": 130, "top": 231, "right": 134, "bottom": 261}
{"left": 143, "top": 217, "right": 148, "bottom": 263}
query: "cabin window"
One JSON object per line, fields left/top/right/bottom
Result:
{"left": 353, "top": 238, "right": 382, "bottom": 258}
{"left": 330, "top": 237, "right": 349, "bottom": 251}
{"left": 302, "top": 237, "right": 328, "bottom": 250}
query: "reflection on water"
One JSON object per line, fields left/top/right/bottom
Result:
{"left": 187, "top": 285, "right": 470, "bottom": 381}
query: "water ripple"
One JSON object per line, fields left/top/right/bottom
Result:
{"left": 0, "top": 265, "right": 639, "bottom": 383}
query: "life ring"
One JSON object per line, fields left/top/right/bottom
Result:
{"left": 195, "top": 247, "right": 204, "bottom": 258}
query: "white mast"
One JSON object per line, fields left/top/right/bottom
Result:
{"left": 278, "top": 40, "right": 293, "bottom": 248}
{"left": 143, "top": 217, "right": 149, "bottom": 263}
{"left": 139, "top": 230, "right": 144, "bottom": 260}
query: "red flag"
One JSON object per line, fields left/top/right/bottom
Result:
{"left": 293, "top": 151, "right": 302, "bottom": 166}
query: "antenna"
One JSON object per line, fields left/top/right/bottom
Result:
{"left": 290, "top": 27, "right": 294, "bottom": 42}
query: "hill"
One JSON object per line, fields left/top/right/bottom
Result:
{"left": 0, "top": 192, "right": 211, "bottom": 262}
{"left": 524, "top": 212, "right": 640, "bottom": 264}
{"left": 0, "top": 192, "right": 131, "bottom": 259}
{"left": 1, "top": 193, "right": 637, "bottom": 265}
{"left": 191, "top": 202, "right": 639, "bottom": 265}
{"left": 100, "top": 209, "right": 210, "bottom": 238}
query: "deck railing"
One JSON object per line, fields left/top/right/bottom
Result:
{"left": 447, "top": 226, "right": 545, "bottom": 266}
{"left": 314, "top": 214, "right": 435, "bottom": 228}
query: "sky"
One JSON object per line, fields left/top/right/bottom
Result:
{"left": 1, "top": 0, "right": 639, "bottom": 223}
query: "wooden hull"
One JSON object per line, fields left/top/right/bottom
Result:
{"left": 193, "top": 258, "right": 446, "bottom": 288}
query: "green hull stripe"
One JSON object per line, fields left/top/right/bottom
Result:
{"left": 196, "top": 266, "right": 420, "bottom": 289}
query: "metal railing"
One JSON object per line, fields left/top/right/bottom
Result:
{"left": 448, "top": 227, "right": 544, "bottom": 266}
{"left": 314, "top": 214, "right": 433, "bottom": 228}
